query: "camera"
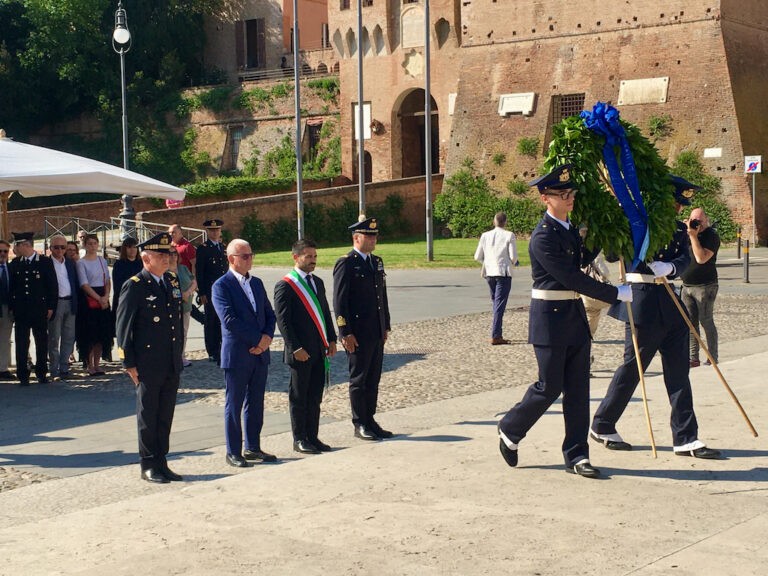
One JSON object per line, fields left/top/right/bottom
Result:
{"left": 689, "top": 219, "right": 701, "bottom": 230}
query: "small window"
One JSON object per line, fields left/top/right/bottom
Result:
{"left": 362, "top": 0, "right": 373, "bottom": 6}
{"left": 229, "top": 126, "right": 243, "bottom": 170}
{"left": 340, "top": 0, "right": 350, "bottom": 10}
{"left": 544, "top": 93, "right": 586, "bottom": 148}
{"left": 321, "top": 23, "right": 331, "bottom": 48}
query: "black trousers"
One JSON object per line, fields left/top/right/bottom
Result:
{"left": 288, "top": 356, "right": 326, "bottom": 441}
{"left": 14, "top": 313, "right": 48, "bottom": 382}
{"left": 136, "top": 364, "right": 180, "bottom": 471}
{"left": 592, "top": 320, "right": 698, "bottom": 447}
{"left": 203, "top": 300, "right": 222, "bottom": 362}
{"left": 347, "top": 338, "right": 384, "bottom": 427}
{"left": 499, "top": 339, "right": 592, "bottom": 467}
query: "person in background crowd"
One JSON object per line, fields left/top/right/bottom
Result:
{"left": 213, "top": 239, "right": 277, "bottom": 468}
{"left": 169, "top": 224, "right": 196, "bottom": 278}
{"left": 8, "top": 232, "right": 57, "bottom": 386}
{"left": 112, "top": 237, "right": 142, "bottom": 320}
{"left": 76, "top": 234, "right": 111, "bottom": 376}
{"left": 65, "top": 241, "right": 80, "bottom": 262}
{"left": 474, "top": 211, "right": 518, "bottom": 345}
{"left": 116, "top": 232, "right": 184, "bottom": 484}
{"left": 195, "top": 219, "right": 228, "bottom": 365}
{"left": 168, "top": 246, "right": 197, "bottom": 367}
{"left": 333, "top": 216, "right": 393, "bottom": 442}
{"left": 47, "top": 235, "right": 79, "bottom": 381}
{"left": 681, "top": 207, "right": 720, "bottom": 368}
{"left": 77, "top": 230, "right": 87, "bottom": 259}
{"left": 0, "top": 239, "right": 15, "bottom": 381}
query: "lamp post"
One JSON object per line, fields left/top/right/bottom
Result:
{"left": 112, "top": 1, "right": 133, "bottom": 240}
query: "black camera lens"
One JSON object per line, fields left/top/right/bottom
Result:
{"left": 689, "top": 219, "right": 701, "bottom": 229}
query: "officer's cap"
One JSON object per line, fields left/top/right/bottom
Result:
{"left": 12, "top": 231, "right": 34, "bottom": 244}
{"left": 670, "top": 175, "right": 701, "bottom": 206}
{"left": 204, "top": 218, "right": 223, "bottom": 228}
{"left": 138, "top": 232, "right": 173, "bottom": 253}
{"left": 348, "top": 216, "right": 379, "bottom": 236}
{"left": 528, "top": 164, "right": 575, "bottom": 193}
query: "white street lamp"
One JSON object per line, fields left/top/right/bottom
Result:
{"left": 112, "top": 1, "right": 133, "bottom": 239}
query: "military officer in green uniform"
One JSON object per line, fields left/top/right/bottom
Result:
{"left": 116, "top": 232, "right": 185, "bottom": 484}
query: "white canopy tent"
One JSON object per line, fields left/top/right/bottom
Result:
{"left": 0, "top": 130, "right": 185, "bottom": 240}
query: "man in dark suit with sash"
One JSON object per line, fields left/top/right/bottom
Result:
{"left": 213, "top": 239, "right": 277, "bottom": 468}
{"left": 274, "top": 239, "right": 337, "bottom": 454}
{"left": 116, "top": 232, "right": 184, "bottom": 483}
{"left": 497, "top": 166, "right": 632, "bottom": 478}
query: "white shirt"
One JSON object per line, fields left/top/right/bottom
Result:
{"left": 474, "top": 227, "right": 518, "bottom": 278}
{"left": 52, "top": 258, "right": 71, "bottom": 297}
{"left": 232, "top": 269, "right": 257, "bottom": 312}
{"left": 294, "top": 267, "right": 316, "bottom": 292}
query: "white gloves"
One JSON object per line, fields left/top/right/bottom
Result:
{"left": 648, "top": 260, "right": 674, "bottom": 278}
{"left": 616, "top": 285, "right": 633, "bottom": 302}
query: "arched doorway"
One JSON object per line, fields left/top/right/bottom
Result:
{"left": 397, "top": 89, "right": 439, "bottom": 178}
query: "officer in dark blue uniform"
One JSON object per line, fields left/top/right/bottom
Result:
{"left": 116, "top": 232, "right": 185, "bottom": 483}
{"left": 333, "top": 216, "right": 392, "bottom": 441}
{"left": 8, "top": 231, "right": 58, "bottom": 386}
{"left": 497, "top": 165, "right": 632, "bottom": 478}
{"left": 195, "top": 218, "right": 228, "bottom": 364}
{"left": 591, "top": 176, "right": 722, "bottom": 459}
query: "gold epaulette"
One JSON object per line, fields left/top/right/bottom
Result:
{"left": 130, "top": 276, "right": 140, "bottom": 282}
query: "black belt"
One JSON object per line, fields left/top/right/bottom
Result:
{"left": 59, "top": 296, "right": 72, "bottom": 300}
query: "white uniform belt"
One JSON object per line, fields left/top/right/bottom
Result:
{"left": 531, "top": 289, "right": 580, "bottom": 300}
{"left": 625, "top": 273, "right": 657, "bottom": 283}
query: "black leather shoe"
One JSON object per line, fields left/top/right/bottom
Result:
{"left": 226, "top": 454, "right": 250, "bottom": 468}
{"left": 0, "top": 371, "right": 15, "bottom": 380}
{"left": 243, "top": 449, "right": 278, "bottom": 462}
{"left": 676, "top": 447, "right": 722, "bottom": 459}
{"left": 162, "top": 467, "right": 183, "bottom": 481}
{"left": 354, "top": 425, "right": 381, "bottom": 441}
{"left": 498, "top": 439, "right": 518, "bottom": 467}
{"left": 590, "top": 430, "right": 632, "bottom": 451}
{"left": 293, "top": 440, "right": 321, "bottom": 454}
{"left": 19, "top": 380, "right": 30, "bottom": 387}
{"left": 141, "top": 468, "right": 170, "bottom": 484}
{"left": 37, "top": 376, "right": 49, "bottom": 384}
{"left": 311, "top": 439, "right": 332, "bottom": 452}
{"left": 370, "top": 420, "right": 393, "bottom": 438}
{"left": 566, "top": 462, "right": 601, "bottom": 478}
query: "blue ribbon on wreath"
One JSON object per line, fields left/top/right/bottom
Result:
{"left": 580, "top": 102, "right": 649, "bottom": 272}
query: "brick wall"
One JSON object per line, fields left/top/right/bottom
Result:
{"left": 137, "top": 175, "right": 444, "bottom": 238}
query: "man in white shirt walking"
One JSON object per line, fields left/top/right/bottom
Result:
{"left": 474, "top": 212, "right": 518, "bottom": 345}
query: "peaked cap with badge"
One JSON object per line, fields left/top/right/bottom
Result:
{"left": 12, "top": 231, "right": 34, "bottom": 244}
{"left": 669, "top": 175, "right": 701, "bottom": 206}
{"left": 528, "top": 164, "right": 575, "bottom": 193}
{"left": 138, "top": 232, "right": 173, "bottom": 253}
{"left": 348, "top": 216, "right": 379, "bottom": 235}
{"left": 203, "top": 218, "right": 224, "bottom": 229}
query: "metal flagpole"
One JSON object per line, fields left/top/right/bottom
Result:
{"left": 356, "top": 0, "right": 366, "bottom": 217}
{"left": 292, "top": 0, "right": 304, "bottom": 239}
{"left": 424, "top": 0, "right": 434, "bottom": 261}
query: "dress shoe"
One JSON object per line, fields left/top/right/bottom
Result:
{"left": 566, "top": 461, "right": 601, "bottom": 478}
{"left": 162, "top": 467, "right": 183, "bottom": 481}
{"left": 369, "top": 420, "right": 393, "bottom": 439}
{"left": 676, "top": 447, "right": 722, "bottom": 459}
{"left": 226, "top": 454, "right": 250, "bottom": 468}
{"left": 141, "top": 468, "right": 170, "bottom": 484}
{"left": 19, "top": 380, "right": 30, "bottom": 387}
{"left": 37, "top": 376, "right": 49, "bottom": 384}
{"left": 491, "top": 337, "right": 512, "bottom": 345}
{"left": 590, "top": 430, "right": 632, "bottom": 451}
{"left": 689, "top": 359, "right": 701, "bottom": 368}
{"left": 354, "top": 425, "right": 381, "bottom": 441}
{"left": 311, "top": 439, "right": 332, "bottom": 452}
{"left": 498, "top": 439, "right": 518, "bottom": 467}
{"left": 293, "top": 440, "right": 321, "bottom": 454}
{"left": 0, "top": 370, "right": 16, "bottom": 380}
{"left": 243, "top": 449, "right": 278, "bottom": 463}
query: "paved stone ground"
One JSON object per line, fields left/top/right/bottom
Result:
{"left": 2, "top": 292, "right": 766, "bottom": 493}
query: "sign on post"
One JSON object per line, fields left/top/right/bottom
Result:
{"left": 745, "top": 155, "right": 762, "bottom": 173}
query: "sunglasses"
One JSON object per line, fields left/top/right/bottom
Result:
{"left": 51, "top": 245, "right": 67, "bottom": 249}
{"left": 234, "top": 253, "right": 253, "bottom": 260}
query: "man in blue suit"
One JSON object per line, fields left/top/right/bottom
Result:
{"left": 212, "top": 239, "right": 278, "bottom": 468}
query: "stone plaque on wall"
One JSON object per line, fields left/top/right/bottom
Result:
{"left": 402, "top": 7, "right": 425, "bottom": 49}
{"left": 617, "top": 77, "right": 669, "bottom": 105}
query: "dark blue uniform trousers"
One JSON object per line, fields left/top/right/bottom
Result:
{"left": 224, "top": 362, "right": 268, "bottom": 455}
{"left": 136, "top": 365, "right": 179, "bottom": 471}
{"left": 500, "top": 339, "right": 591, "bottom": 467}
{"left": 347, "top": 338, "right": 384, "bottom": 427}
{"left": 592, "top": 321, "right": 698, "bottom": 447}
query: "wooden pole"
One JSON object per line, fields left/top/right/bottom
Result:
{"left": 659, "top": 278, "right": 758, "bottom": 437}
{"left": 0, "top": 191, "right": 11, "bottom": 241}
{"left": 619, "top": 259, "right": 657, "bottom": 457}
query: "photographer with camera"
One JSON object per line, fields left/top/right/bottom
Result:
{"left": 681, "top": 207, "right": 720, "bottom": 368}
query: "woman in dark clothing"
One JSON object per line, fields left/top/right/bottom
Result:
{"left": 112, "top": 238, "right": 142, "bottom": 315}
{"left": 76, "top": 234, "right": 112, "bottom": 375}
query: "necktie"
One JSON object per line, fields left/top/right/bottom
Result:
{"left": 306, "top": 274, "right": 317, "bottom": 294}
{"left": 369, "top": 257, "right": 376, "bottom": 274}
{"left": 0, "top": 264, "right": 8, "bottom": 307}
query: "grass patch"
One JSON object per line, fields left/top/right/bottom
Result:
{"left": 252, "top": 236, "right": 531, "bottom": 269}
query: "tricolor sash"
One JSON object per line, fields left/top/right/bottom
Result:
{"left": 283, "top": 270, "right": 331, "bottom": 375}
